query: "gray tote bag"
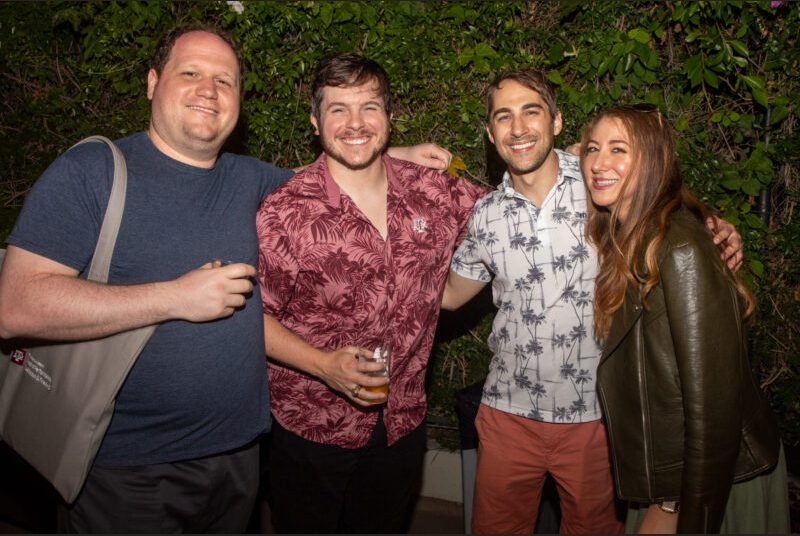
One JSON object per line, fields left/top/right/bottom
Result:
{"left": 0, "top": 136, "right": 156, "bottom": 503}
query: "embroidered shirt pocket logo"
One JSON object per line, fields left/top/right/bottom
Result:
{"left": 412, "top": 218, "right": 427, "bottom": 233}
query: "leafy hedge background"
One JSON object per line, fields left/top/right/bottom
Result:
{"left": 1, "top": 0, "right": 798, "bottom": 443}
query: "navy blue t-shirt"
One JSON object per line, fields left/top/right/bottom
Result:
{"left": 7, "top": 133, "right": 293, "bottom": 465}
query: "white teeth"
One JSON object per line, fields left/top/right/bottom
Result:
{"left": 188, "top": 105, "right": 217, "bottom": 114}
{"left": 509, "top": 141, "right": 535, "bottom": 150}
{"left": 594, "top": 178, "right": 617, "bottom": 186}
{"left": 341, "top": 137, "right": 369, "bottom": 145}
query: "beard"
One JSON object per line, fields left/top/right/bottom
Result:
{"left": 502, "top": 136, "right": 554, "bottom": 176}
{"left": 320, "top": 127, "right": 390, "bottom": 171}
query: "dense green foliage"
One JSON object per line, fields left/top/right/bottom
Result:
{"left": 1, "top": 1, "right": 798, "bottom": 440}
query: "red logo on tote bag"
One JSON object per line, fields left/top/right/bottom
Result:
{"left": 10, "top": 349, "right": 29, "bottom": 366}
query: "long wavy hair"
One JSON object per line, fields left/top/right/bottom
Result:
{"left": 581, "top": 104, "right": 755, "bottom": 339}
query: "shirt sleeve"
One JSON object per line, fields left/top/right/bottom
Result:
{"left": 258, "top": 163, "right": 294, "bottom": 199}
{"left": 256, "top": 194, "right": 300, "bottom": 319}
{"left": 5, "top": 142, "right": 112, "bottom": 273}
{"left": 450, "top": 204, "right": 493, "bottom": 283}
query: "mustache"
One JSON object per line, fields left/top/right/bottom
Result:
{"left": 340, "top": 128, "right": 374, "bottom": 137}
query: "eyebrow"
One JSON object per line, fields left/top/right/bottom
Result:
{"left": 491, "top": 102, "right": 544, "bottom": 120}
{"left": 325, "top": 99, "right": 384, "bottom": 109}
{"left": 177, "top": 63, "right": 237, "bottom": 80}
{"left": 585, "top": 138, "right": 630, "bottom": 145}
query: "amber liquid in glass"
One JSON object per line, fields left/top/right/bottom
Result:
{"left": 364, "top": 383, "right": 389, "bottom": 395}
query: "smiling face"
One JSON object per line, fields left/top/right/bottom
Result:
{"left": 581, "top": 116, "right": 637, "bottom": 220}
{"left": 485, "top": 79, "right": 562, "bottom": 180}
{"left": 310, "top": 79, "right": 391, "bottom": 172}
{"left": 146, "top": 31, "right": 240, "bottom": 167}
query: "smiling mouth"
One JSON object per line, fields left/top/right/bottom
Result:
{"left": 592, "top": 178, "right": 618, "bottom": 189}
{"left": 187, "top": 105, "right": 218, "bottom": 115}
{"left": 508, "top": 139, "right": 536, "bottom": 151}
{"left": 340, "top": 136, "right": 371, "bottom": 146}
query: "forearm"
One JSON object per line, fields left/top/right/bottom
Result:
{"left": 442, "top": 270, "right": 487, "bottom": 310}
{"left": 263, "top": 313, "right": 327, "bottom": 377}
{"left": 0, "top": 273, "right": 174, "bottom": 340}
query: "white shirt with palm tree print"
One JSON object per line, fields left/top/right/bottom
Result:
{"left": 451, "top": 150, "right": 602, "bottom": 423}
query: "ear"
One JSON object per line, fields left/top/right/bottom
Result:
{"left": 309, "top": 114, "right": 320, "bottom": 136}
{"left": 553, "top": 111, "right": 563, "bottom": 136}
{"left": 147, "top": 69, "right": 158, "bottom": 101}
{"left": 484, "top": 123, "right": 496, "bottom": 146}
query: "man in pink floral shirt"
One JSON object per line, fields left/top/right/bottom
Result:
{"left": 256, "top": 53, "right": 486, "bottom": 533}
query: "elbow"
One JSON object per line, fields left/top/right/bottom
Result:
{"left": 0, "top": 292, "right": 35, "bottom": 339}
{"left": 0, "top": 302, "right": 22, "bottom": 339}
{"left": 440, "top": 299, "right": 457, "bottom": 311}
{"left": 440, "top": 288, "right": 457, "bottom": 311}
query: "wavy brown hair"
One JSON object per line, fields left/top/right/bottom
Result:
{"left": 581, "top": 104, "right": 755, "bottom": 339}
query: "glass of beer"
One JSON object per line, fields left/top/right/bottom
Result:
{"left": 362, "top": 342, "right": 390, "bottom": 402}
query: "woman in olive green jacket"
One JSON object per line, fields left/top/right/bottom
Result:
{"left": 580, "top": 104, "right": 788, "bottom": 534}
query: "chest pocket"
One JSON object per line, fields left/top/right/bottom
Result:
{"left": 412, "top": 214, "right": 455, "bottom": 269}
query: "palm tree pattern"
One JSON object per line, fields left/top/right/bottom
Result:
{"left": 451, "top": 150, "right": 603, "bottom": 423}
{"left": 257, "top": 154, "right": 488, "bottom": 448}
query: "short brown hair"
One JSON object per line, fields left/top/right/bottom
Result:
{"left": 485, "top": 69, "right": 558, "bottom": 120}
{"left": 150, "top": 24, "right": 244, "bottom": 89}
{"left": 311, "top": 53, "right": 391, "bottom": 121}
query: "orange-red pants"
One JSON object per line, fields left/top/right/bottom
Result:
{"left": 471, "top": 405, "right": 624, "bottom": 534}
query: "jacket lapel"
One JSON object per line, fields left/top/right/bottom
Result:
{"left": 600, "top": 286, "right": 644, "bottom": 364}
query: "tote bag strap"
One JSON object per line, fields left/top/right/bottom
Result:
{"left": 68, "top": 136, "right": 127, "bottom": 283}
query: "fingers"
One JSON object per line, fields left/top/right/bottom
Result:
{"left": 421, "top": 143, "right": 453, "bottom": 171}
{"left": 216, "top": 262, "right": 257, "bottom": 279}
{"left": 434, "top": 146, "right": 454, "bottom": 170}
{"left": 724, "top": 248, "right": 744, "bottom": 273}
{"left": 326, "top": 346, "right": 388, "bottom": 406}
{"left": 170, "top": 261, "right": 257, "bottom": 322}
{"left": 712, "top": 227, "right": 732, "bottom": 245}
{"left": 345, "top": 382, "right": 386, "bottom": 406}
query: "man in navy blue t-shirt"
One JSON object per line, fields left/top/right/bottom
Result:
{"left": 0, "top": 24, "right": 451, "bottom": 533}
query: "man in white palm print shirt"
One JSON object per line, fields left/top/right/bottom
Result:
{"left": 451, "top": 148, "right": 599, "bottom": 423}
{"left": 442, "top": 69, "right": 742, "bottom": 535}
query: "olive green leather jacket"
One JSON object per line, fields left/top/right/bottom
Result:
{"left": 597, "top": 208, "right": 779, "bottom": 534}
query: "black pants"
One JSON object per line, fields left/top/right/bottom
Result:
{"left": 57, "top": 441, "right": 260, "bottom": 533}
{"left": 269, "top": 415, "right": 426, "bottom": 534}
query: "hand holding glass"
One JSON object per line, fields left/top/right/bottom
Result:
{"left": 358, "top": 343, "right": 390, "bottom": 403}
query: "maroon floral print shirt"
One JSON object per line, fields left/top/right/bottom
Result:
{"left": 257, "top": 153, "right": 487, "bottom": 448}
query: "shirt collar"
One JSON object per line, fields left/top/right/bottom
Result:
{"left": 322, "top": 152, "right": 403, "bottom": 209}
{"left": 497, "top": 149, "right": 568, "bottom": 199}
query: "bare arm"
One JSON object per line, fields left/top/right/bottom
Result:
{"left": 442, "top": 269, "right": 488, "bottom": 311}
{"left": 0, "top": 246, "right": 256, "bottom": 340}
{"left": 263, "top": 314, "right": 388, "bottom": 406}
{"left": 387, "top": 143, "right": 453, "bottom": 171}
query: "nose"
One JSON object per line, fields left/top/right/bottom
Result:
{"left": 196, "top": 77, "right": 218, "bottom": 99}
{"left": 510, "top": 114, "right": 527, "bottom": 137}
{"left": 346, "top": 109, "right": 363, "bottom": 130}
{"left": 591, "top": 150, "right": 608, "bottom": 172}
